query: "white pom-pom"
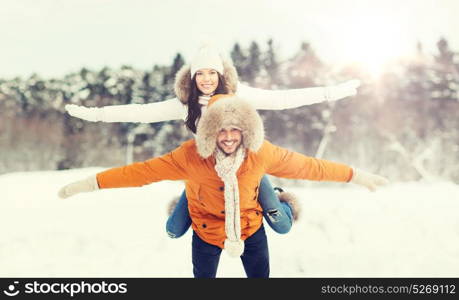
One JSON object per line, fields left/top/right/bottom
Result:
{"left": 196, "top": 35, "right": 214, "bottom": 49}
{"left": 224, "top": 239, "right": 244, "bottom": 258}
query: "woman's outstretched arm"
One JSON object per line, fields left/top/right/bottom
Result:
{"left": 65, "top": 97, "right": 187, "bottom": 123}
{"left": 237, "top": 79, "right": 361, "bottom": 110}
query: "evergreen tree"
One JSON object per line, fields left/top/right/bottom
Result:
{"left": 230, "top": 43, "right": 248, "bottom": 81}
{"left": 132, "top": 72, "right": 155, "bottom": 104}
{"left": 160, "top": 53, "right": 184, "bottom": 98}
{"left": 92, "top": 67, "right": 113, "bottom": 102}
{"left": 163, "top": 53, "right": 185, "bottom": 86}
{"left": 263, "top": 39, "right": 281, "bottom": 87}
{"left": 430, "top": 37, "right": 459, "bottom": 180}
{"left": 285, "top": 42, "right": 325, "bottom": 87}
{"left": 26, "top": 74, "right": 47, "bottom": 111}
{"left": 171, "top": 53, "right": 185, "bottom": 77}
{"left": 431, "top": 37, "right": 458, "bottom": 104}
{"left": 246, "top": 41, "right": 262, "bottom": 84}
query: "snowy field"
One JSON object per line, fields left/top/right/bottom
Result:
{"left": 1, "top": 168, "right": 458, "bottom": 278}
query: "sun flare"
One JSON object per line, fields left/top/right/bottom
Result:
{"left": 337, "top": 16, "right": 410, "bottom": 76}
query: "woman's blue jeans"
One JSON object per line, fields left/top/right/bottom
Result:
{"left": 166, "top": 175, "right": 293, "bottom": 238}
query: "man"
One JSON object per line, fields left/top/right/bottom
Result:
{"left": 58, "top": 94, "right": 388, "bottom": 278}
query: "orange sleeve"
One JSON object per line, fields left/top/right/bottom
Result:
{"left": 96, "top": 144, "right": 190, "bottom": 189}
{"left": 263, "top": 141, "right": 353, "bottom": 182}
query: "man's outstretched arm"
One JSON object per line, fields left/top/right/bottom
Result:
{"left": 263, "top": 140, "right": 388, "bottom": 191}
{"left": 58, "top": 144, "right": 191, "bottom": 199}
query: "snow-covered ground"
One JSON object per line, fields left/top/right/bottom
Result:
{"left": 1, "top": 168, "right": 458, "bottom": 277}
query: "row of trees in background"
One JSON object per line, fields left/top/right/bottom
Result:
{"left": 1, "top": 38, "right": 458, "bottom": 183}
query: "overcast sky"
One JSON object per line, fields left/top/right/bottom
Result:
{"left": 1, "top": 0, "right": 458, "bottom": 78}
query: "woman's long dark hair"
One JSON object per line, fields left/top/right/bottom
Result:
{"left": 185, "top": 73, "right": 228, "bottom": 133}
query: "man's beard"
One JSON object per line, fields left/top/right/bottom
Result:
{"left": 217, "top": 143, "right": 242, "bottom": 156}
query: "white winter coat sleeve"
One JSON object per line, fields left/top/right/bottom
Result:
{"left": 77, "top": 98, "right": 187, "bottom": 123}
{"left": 235, "top": 81, "right": 356, "bottom": 110}
{"left": 67, "top": 80, "right": 359, "bottom": 123}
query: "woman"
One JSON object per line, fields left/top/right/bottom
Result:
{"left": 66, "top": 43, "right": 361, "bottom": 238}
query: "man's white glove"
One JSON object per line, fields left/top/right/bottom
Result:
{"left": 58, "top": 175, "right": 99, "bottom": 199}
{"left": 351, "top": 168, "right": 389, "bottom": 192}
{"left": 325, "top": 79, "right": 361, "bottom": 101}
{"left": 65, "top": 104, "right": 103, "bottom": 122}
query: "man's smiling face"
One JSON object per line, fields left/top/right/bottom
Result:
{"left": 216, "top": 127, "right": 242, "bottom": 155}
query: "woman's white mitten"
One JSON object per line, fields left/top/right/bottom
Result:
{"left": 326, "top": 79, "right": 361, "bottom": 101}
{"left": 65, "top": 104, "right": 103, "bottom": 122}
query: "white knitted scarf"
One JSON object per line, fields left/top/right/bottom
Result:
{"left": 198, "top": 95, "right": 212, "bottom": 114}
{"left": 214, "top": 146, "right": 246, "bottom": 258}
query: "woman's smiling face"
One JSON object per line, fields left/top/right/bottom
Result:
{"left": 195, "top": 68, "right": 219, "bottom": 95}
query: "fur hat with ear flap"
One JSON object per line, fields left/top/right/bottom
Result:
{"left": 174, "top": 44, "right": 239, "bottom": 104}
{"left": 196, "top": 94, "right": 265, "bottom": 159}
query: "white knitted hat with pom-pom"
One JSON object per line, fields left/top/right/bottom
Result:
{"left": 190, "top": 42, "right": 224, "bottom": 78}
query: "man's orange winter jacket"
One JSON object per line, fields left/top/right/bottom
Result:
{"left": 96, "top": 139, "right": 353, "bottom": 248}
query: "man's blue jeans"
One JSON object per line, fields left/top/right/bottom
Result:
{"left": 192, "top": 225, "right": 269, "bottom": 278}
{"left": 166, "top": 175, "right": 293, "bottom": 238}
